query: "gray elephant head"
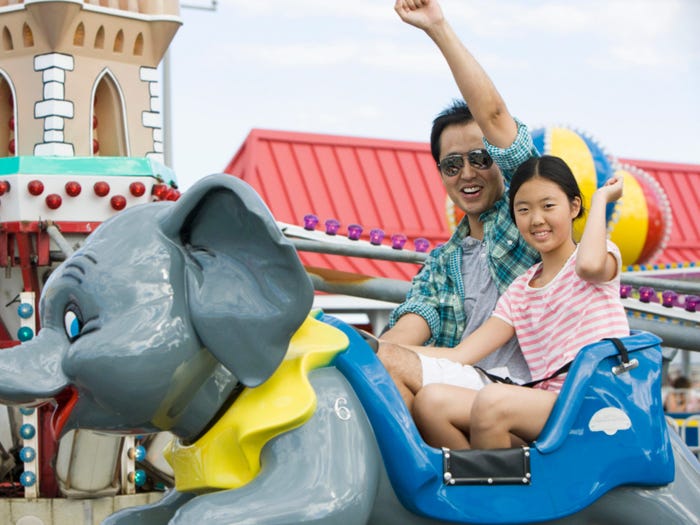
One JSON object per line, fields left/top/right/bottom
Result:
{"left": 0, "top": 174, "right": 313, "bottom": 441}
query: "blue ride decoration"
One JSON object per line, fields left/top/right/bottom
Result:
{"left": 20, "top": 471, "right": 37, "bottom": 487}
{"left": 19, "top": 446, "right": 36, "bottom": 463}
{"left": 17, "top": 302, "right": 34, "bottom": 319}
{"left": 17, "top": 326, "right": 33, "bottom": 342}
{"left": 19, "top": 423, "right": 36, "bottom": 440}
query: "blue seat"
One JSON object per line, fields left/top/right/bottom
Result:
{"left": 326, "top": 314, "right": 674, "bottom": 525}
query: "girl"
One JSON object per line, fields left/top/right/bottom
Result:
{"left": 405, "top": 155, "right": 629, "bottom": 449}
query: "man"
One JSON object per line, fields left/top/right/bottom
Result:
{"left": 378, "top": 0, "right": 540, "bottom": 410}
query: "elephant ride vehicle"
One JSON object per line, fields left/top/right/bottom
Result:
{"left": 0, "top": 175, "right": 697, "bottom": 525}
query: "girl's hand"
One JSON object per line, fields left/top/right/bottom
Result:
{"left": 394, "top": 0, "right": 444, "bottom": 31}
{"left": 595, "top": 176, "right": 624, "bottom": 204}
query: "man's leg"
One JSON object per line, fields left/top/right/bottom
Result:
{"left": 376, "top": 342, "right": 423, "bottom": 411}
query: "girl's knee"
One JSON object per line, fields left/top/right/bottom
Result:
{"left": 474, "top": 384, "right": 509, "bottom": 410}
{"left": 413, "top": 385, "right": 449, "bottom": 423}
{"left": 471, "top": 384, "right": 510, "bottom": 428}
{"left": 414, "top": 384, "right": 445, "bottom": 413}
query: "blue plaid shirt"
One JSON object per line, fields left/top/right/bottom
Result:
{"left": 389, "top": 119, "right": 540, "bottom": 347}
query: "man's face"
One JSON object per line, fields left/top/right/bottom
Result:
{"left": 438, "top": 122, "right": 505, "bottom": 218}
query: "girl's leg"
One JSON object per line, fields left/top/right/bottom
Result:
{"left": 470, "top": 383, "right": 558, "bottom": 449}
{"left": 413, "top": 384, "right": 478, "bottom": 449}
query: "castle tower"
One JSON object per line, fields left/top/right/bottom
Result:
{"left": 0, "top": 2, "right": 183, "bottom": 502}
{"left": 0, "top": 0, "right": 180, "bottom": 160}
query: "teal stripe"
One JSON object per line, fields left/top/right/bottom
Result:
{"left": 0, "top": 156, "right": 177, "bottom": 184}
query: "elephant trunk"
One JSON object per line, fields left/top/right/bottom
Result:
{"left": 0, "top": 327, "right": 69, "bottom": 406}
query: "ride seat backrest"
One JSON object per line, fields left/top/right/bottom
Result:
{"left": 533, "top": 332, "right": 674, "bottom": 486}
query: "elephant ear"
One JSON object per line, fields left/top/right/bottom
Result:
{"left": 161, "top": 174, "right": 313, "bottom": 387}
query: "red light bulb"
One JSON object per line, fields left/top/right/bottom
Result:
{"left": 8, "top": 138, "right": 15, "bottom": 155}
{"left": 92, "top": 139, "right": 99, "bottom": 154}
{"left": 110, "top": 195, "right": 127, "bottom": 211}
{"left": 27, "top": 180, "right": 44, "bottom": 196}
{"left": 151, "top": 183, "right": 168, "bottom": 199}
{"left": 45, "top": 194, "right": 62, "bottom": 209}
{"left": 129, "top": 182, "right": 146, "bottom": 197}
{"left": 165, "top": 188, "right": 181, "bottom": 201}
{"left": 65, "top": 181, "right": 82, "bottom": 197}
{"left": 93, "top": 181, "right": 110, "bottom": 197}
{"left": 0, "top": 180, "right": 10, "bottom": 195}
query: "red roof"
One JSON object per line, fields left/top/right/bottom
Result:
{"left": 620, "top": 158, "right": 700, "bottom": 265}
{"left": 225, "top": 129, "right": 700, "bottom": 280}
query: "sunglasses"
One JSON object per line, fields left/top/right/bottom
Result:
{"left": 437, "top": 149, "right": 494, "bottom": 177}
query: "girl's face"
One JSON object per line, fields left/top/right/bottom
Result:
{"left": 512, "top": 176, "right": 581, "bottom": 257}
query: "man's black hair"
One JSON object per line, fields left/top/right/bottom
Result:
{"left": 430, "top": 99, "right": 475, "bottom": 164}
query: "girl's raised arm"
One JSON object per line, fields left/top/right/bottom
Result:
{"left": 575, "top": 176, "right": 624, "bottom": 283}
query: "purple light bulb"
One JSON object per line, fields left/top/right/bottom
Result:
{"left": 619, "top": 284, "right": 633, "bottom": 299}
{"left": 347, "top": 224, "right": 363, "bottom": 241}
{"left": 661, "top": 290, "right": 678, "bottom": 308}
{"left": 684, "top": 295, "right": 699, "bottom": 312}
{"left": 391, "top": 233, "right": 407, "bottom": 250}
{"left": 638, "top": 286, "right": 656, "bottom": 303}
{"left": 303, "top": 214, "right": 319, "bottom": 230}
{"left": 369, "top": 229, "right": 385, "bottom": 245}
{"left": 325, "top": 219, "right": 340, "bottom": 236}
{"left": 414, "top": 238, "right": 430, "bottom": 253}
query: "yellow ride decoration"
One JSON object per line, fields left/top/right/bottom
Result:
{"left": 164, "top": 314, "right": 349, "bottom": 492}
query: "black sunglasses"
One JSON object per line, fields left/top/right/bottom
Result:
{"left": 437, "top": 149, "right": 494, "bottom": 177}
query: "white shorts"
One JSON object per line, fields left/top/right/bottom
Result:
{"left": 419, "top": 355, "right": 514, "bottom": 391}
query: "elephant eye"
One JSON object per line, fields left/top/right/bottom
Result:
{"left": 64, "top": 306, "right": 83, "bottom": 341}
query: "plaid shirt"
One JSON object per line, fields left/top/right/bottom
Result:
{"left": 389, "top": 119, "right": 540, "bottom": 347}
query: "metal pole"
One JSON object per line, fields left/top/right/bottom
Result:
{"left": 306, "top": 267, "right": 410, "bottom": 304}
{"left": 45, "top": 223, "right": 74, "bottom": 258}
{"left": 627, "top": 317, "right": 700, "bottom": 353}
{"left": 292, "top": 238, "right": 426, "bottom": 264}
{"left": 621, "top": 274, "right": 700, "bottom": 296}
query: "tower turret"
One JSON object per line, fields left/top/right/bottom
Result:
{"left": 0, "top": 0, "right": 181, "bottom": 160}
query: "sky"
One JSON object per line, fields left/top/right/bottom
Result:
{"left": 164, "top": 0, "right": 700, "bottom": 190}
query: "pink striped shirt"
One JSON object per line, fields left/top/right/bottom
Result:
{"left": 492, "top": 240, "right": 629, "bottom": 392}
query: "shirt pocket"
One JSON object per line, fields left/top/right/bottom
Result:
{"left": 488, "top": 223, "right": 521, "bottom": 260}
